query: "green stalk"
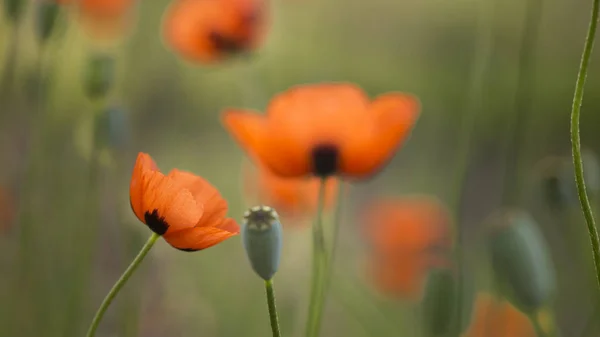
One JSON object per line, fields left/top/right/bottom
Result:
{"left": 265, "top": 279, "right": 282, "bottom": 337}
{"left": 85, "top": 233, "right": 160, "bottom": 337}
{"left": 304, "top": 178, "right": 328, "bottom": 337}
{"left": 570, "top": 0, "right": 600, "bottom": 291}
{"left": 450, "top": 0, "right": 494, "bottom": 334}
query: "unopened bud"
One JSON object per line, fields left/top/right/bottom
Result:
{"left": 35, "top": 2, "right": 61, "bottom": 44}
{"left": 421, "top": 267, "right": 474, "bottom": 337}
{"left": 487, "top": 209, "right": 556, "bottom": 312}
{"left": 84, "top": 53, "right": 116, "bottom": 100}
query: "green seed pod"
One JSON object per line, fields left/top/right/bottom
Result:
{"left": 421, "top": 267, "right": 474, "bottom": 337}
{"left": 242, "top": 205, "right": 283, "bottom": 281}
{"left": 538, "top": 151, "right": 600, "bottom": 210}
{"left": 84, "top": 53, "right": 116, "bottom": 100}
{"left": 35, "top": 2, "right": 61, "bottom": 44}
{"left": 94, "top": 106, "right": 130, "bottom": 150}
{"left": 487, "top": 209, "right": 556, "bottom": 312}
{"left": 3, "top": 0, "right": 25, "bottom": 22}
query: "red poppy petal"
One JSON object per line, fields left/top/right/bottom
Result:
{"left": 163, "top": 226, "right": 238, "bottom": 251}
{"left": 215, "top": 218, "right": 240, "bottom": 233}
{"left": 130, "top": 152, "right": 159, "bottom": 222}
{"left": 223, "top": 109, "right": 311, "bottom": 177}
{"left": 142, "top": 170, "right": 204, "bottom": 233}
{"left": 167, "top": 169, "right": 230, "bottom": 228}
{"left": 340, "top": 94, "right": 420, "bottom": 178}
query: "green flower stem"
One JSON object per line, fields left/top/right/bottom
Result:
{"left": 320, "top": 183, "right": 346, "bottom": 329}
{"left": 265, "top": 279, "right": 282, "bottom": 337}
{"left": 570, "top": 0, "right": 600, "bottom": 291}
{"left": 304, "top": 178, "right": 328, "bottom": 337}
{"left": 85, "top": 233, "right": 160, "bottom": 337}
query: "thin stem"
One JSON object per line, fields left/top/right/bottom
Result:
{"left": 323, "top": 182, "right": 346, "bottom": 294}
{"left": 265, "top": 279, "right": 282, "bottom": 337}
{"left": 451, "top": 0, "right": 494, "bottom": 334}
{"left": 304, "top": 178, "right": 328, "bottom": 337}
{"left": 531, "top": 314, "right": 547, "bottom": 337}
{"left": 570, "top": 0, "right": 600, "bottom": 291}
{"left": 85, "top": 233, "right": 160, "bottom": 337}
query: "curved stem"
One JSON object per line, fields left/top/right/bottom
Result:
{"left": 265, "top": 279, "right": 282, "bottom": 337}
{"left": 85, "top": 233, "right": 160, "bottom": 337}
{"left": 304, "top": 178, "right": 328, "bottom": 337}
{"left": 570, "top": 0, "right": 600, "bottom": 291}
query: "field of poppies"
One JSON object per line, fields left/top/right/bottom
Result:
{"left": 1, "top": 0, "right": 600, "bottom": 337}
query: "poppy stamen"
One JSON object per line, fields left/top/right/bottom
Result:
{"left": 312, "top": 144, "right": 339, "bottom": 177}
{"left": 144, "top": 209, "right": 169, "bottom": 235}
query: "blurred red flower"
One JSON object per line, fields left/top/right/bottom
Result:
{"left": 163, "top": 0, "right": 268, "bottom": 63}
{"left": 361, "top": 196, "right": 452, "bottom": 301}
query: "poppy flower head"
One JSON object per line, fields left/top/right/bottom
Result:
{"left": 360, "top": 196, "right": 453, "bottom": 263}
{"left": 361, "top": 196, "right": 453, "bottom": 301}
{"left": 129, "top": 152, "right": 239, "bottom": 251}
{"left": 242, "top": 161, "right": 338, "bottom": 224}
{"left": 57, "top": 0, "right": 138, "bottom": 40}
{"left": 163, "top": 0, "right": 267, "bottom": 63}
{"left": 464, "top": 293, "right": 536, "bottom": 337}
{"left": 223, "top": 83, "right": 420, "bottom": 179}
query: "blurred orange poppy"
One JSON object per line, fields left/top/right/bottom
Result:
{"left": 464, "top": 293, "right": 536, "bottom": 337}
{"left": 57, "top": 0, "right": 138, "bottom": 40}
{"left": 129, "top": 152, "right": 239, "bottom": 251}
{"left": 361, "top": 196, "right": 453, "bottom": 300}
{"left": 242, "top": 161, "right": 338, "bottom": 225}
{"left": 163, "top": 0, "right": 267, "bottom": 63}
{"left": 223, "top": 83, "right": 420, "bottom": 179}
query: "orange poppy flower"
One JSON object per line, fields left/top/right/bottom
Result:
{"left": 163, "top": 0, "right": 267, "bottom": 63}
{"left": 57, "top": 0, "right": 137, "bottom": 40}
{"left": 129, "top": 152, "right": 239, "bottom": 251}
{"left": 223, "top": 83, "right": 420, "bottom": 179}
{"left": 242, "top": 161, "right": 338, "bottom": 224}
{"left": 365, "top": 253, "right": 435, "bottom": 301}
{"left": 464, "top": 293, "right": 535, "bottom": 337}
{"left": 361, "top": 196, "right": 453, "bottom": 258}
{"left": 361, "top": 196, "right": 453, "bottom": 300}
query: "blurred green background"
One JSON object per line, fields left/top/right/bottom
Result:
{"left": 1, "top": 0, "right": 600, "bottom": 336}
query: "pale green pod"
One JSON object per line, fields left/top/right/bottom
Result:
{"left": 242, "top": 205, "right": 283, "bottom": 281}
{"left": 421, "top": 267, "right": 474, "bottom": 337}
{"left": 3, "top": 0, "right": 25, "bottom": 22}
{"left": 488, "top": 209, "right": 556, "bottom": 312}
{"left": 35, "top": 2, "right": 61, "bottom": 44}
{"left": 84, "top": 54, "right": 116, "bottom": 100}
{"left": 538, "top": 151, "right": 600, "bottom": 210}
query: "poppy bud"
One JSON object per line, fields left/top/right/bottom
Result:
{"left": 94, "top": 106, "right": 130, "bottom": 151}
{"left": 487, "top": 209, "right": 556, "bottom": 312}
{"left": 538, "top": 151, "right": 600, "bottom": 211}
{"left": 421, "top": 267, "right": 474, "bottom": 337}
{"left": 242, "top": 205, "right": 283, "bottom": 281}
{"left": 35, "top": 2, "right": 61, "bottom": 44}
{"left": 84, "top": 53, "right": 116, "bottom": 100}
{"left": 3, "top": 0, "right": 24, "bottom": 22}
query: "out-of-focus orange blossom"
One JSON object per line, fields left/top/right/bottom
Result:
{"left": 162, "top": 0, "right": 268, "bottom": 63}
{"left": 56, "top": 0, "right": 139, "bottom": 41}
{"left": 463, "top": 293, "right": 536, "bottom": 337}
{"left": 242, "top": 161, "right": 338, "bottom": 227}
{"left": 361, "top": 196, "right": 453, "bottom": 301}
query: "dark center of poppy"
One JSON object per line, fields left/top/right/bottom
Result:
{"left": 312, "top": 144, "right": 339, "bottom": 177}
{"left": 144, "top": 209, "right": 169, "bottom": 235}
{"left": 208, "top": 31, "right": 245, "bottom": 55}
